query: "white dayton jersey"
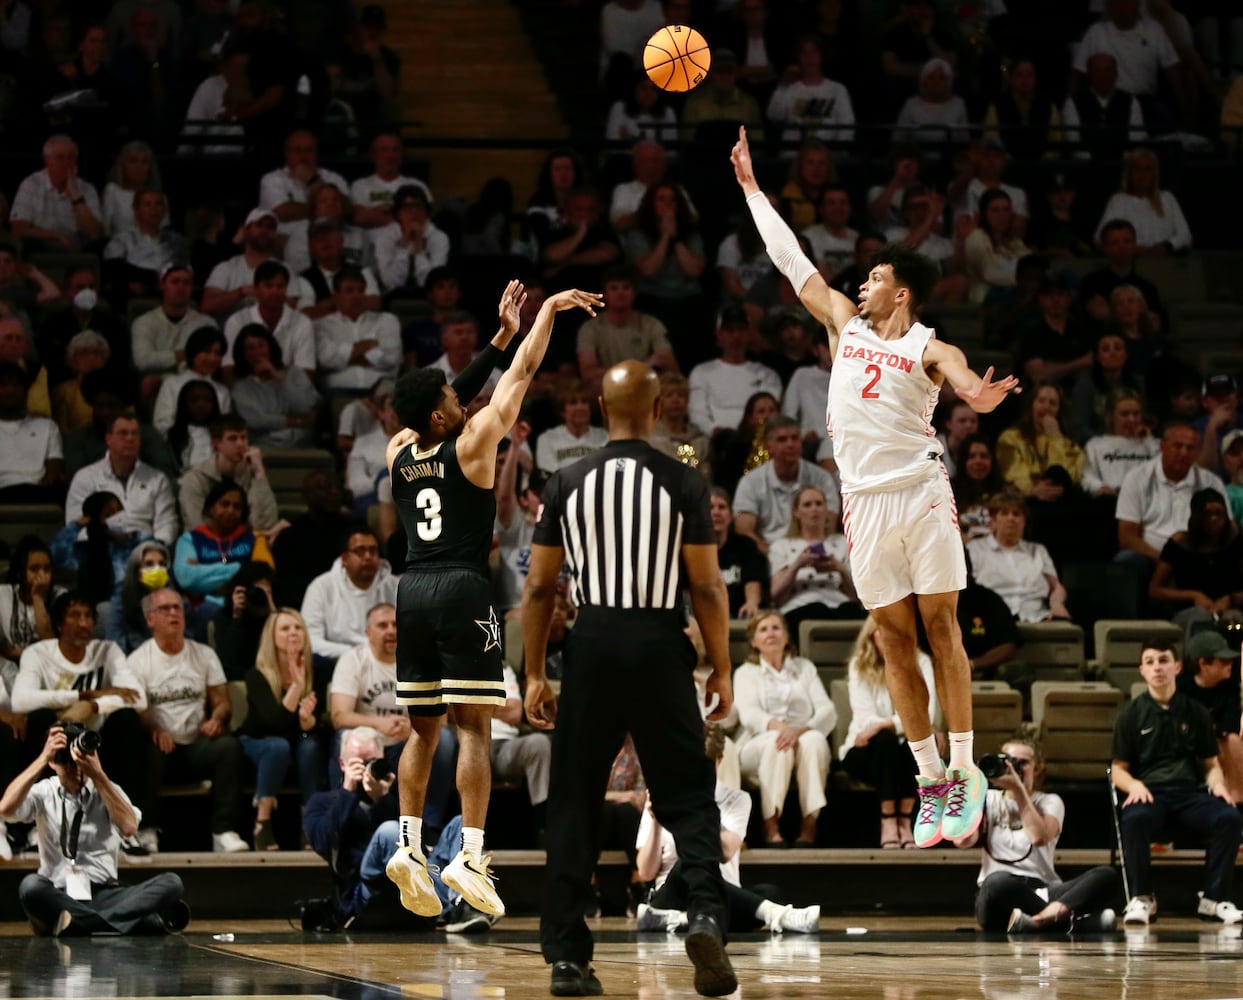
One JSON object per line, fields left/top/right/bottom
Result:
{"left": 826, "top": 316, "right": 941, "bottom": 494}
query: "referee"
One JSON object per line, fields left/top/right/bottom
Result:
{"left": 523, "top": 360, "right": 737, "bottom": 999}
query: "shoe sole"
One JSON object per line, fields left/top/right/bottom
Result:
{"left": 550, "top": 972, "right": 603, "bottom": 997}
{"left": 685, "top": 926, "right": 738, "bottom": 997}
{"left": 385, "top": 856, "right": 443, "bottom": 917}
{"left": 442, "top": 866, "right": 505, "bottom": 917}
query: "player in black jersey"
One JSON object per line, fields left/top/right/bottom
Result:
{"left": 383, "top": 282, "right": 603, "bottom": 920}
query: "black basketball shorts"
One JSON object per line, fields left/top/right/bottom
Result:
{"left": 395, "top": 568, "right": 506, "bottom": 716}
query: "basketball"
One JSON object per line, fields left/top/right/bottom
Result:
{"left": 643, "top": 25, "right": 711, "bottom": 93}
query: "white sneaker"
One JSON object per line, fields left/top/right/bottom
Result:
{"left": 779, "top": 903, "right": 821, "bottom": 934}
{"left": 385, "top": 845, "right": 443, "bottom": 917}
{"left": 636, "top": 902, "right": 687, "bottom": 933}
{"left": 212, "top": 831, "right": 250, "bottom": 853}
{"left": 1123, "top": 895, "right": 1157, "bottom": 925}
{"left": 1198, "top": 892, "right": 1243, "bottom": 924}
{"left": 441, "top": 849, "right": 504, "bottom": 917}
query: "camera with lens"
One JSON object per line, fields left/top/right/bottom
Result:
{"left": 53, "top": 722, "right": 101, "bottom": 766}
{"left": 365, "top": 757, "right": 393, "bottom": 782}
{"left": 978, "top": 752, "right": 1027, "bottom": 779}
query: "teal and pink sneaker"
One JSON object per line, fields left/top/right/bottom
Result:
{"left": 940, "top": 766, "right": 987, "bottom": 842}
{"left": 913, "top": 774, "right": 951, "bottom": 848}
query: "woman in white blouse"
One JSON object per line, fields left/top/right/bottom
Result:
{"left": 768, "top": 485, "right": 864, "bottom": 634}
{"left": 734, "top": 610, "right": 836, "bottom": 848}
{"left": 964, "top": 188, "right": 1031, "bottom": 304}
{"left": 1094, "top": 148, "right": 1192, "bottom": 253}
{"left": 840, "top": 617, "right": 939, "bottom": 850}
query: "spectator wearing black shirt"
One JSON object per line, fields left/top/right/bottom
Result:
{"left": 1026, "top": 175, "right": 1096, "bottom": 261}
{"left": 1176, "top": 630, "right": 1243, "bottom": 803}
{"left": 958, "top": 548, "right": 1020, "bottom": 682}
{"left": 1078, "top": 220, "right": 1164, "bottom": 330}
{"left": 1111, "top": 639, "right": 1243, "bottom": 925}
{"left": 828, "top": 231, "right": 885, "bottom": 306}
{"left": 327, "top": 6, "right": 400, "bottom": 125}
{"left": 272, "top": 470, "right": 351, "bottom": 609}
{"left": 709, "top": 487, "right": 765, "bottom": 619}
{"left": 1013, "top": 275, "right": 1093, "bottom": 391}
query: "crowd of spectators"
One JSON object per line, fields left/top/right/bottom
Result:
{"left": 0, "top": 0, "right": 1240, "bottom": 918}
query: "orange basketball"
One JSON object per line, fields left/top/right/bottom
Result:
{"left": 643, "top": 25, "right": 711, "bottom": 93}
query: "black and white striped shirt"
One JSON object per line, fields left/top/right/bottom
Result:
{"left": 532, "top": 440, "right": 715, "bottom": 611}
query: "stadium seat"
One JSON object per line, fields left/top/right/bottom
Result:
{"left": 1092, "top": 619, "right": 1182, "bottom": 693}
{"left": 798, "top": 619, "right": 863, "bottom": 682}
{"left": 1136, "top": 255, "right": 1206, "bottom": 303}
{"left": 1031, "top": 681, "right": 1124, "bottom": 782}
{"left": 728, "top": 619, "right": 751, "bottom": 668}
{"left": 971, "top": 680, "right": 1022, "bottom": 754}
{"left": 0, "top": 504, "right": 67, "bottom": 553}
{"left": 259, "top": 448, "right": 336, "bottom": 517}
{"left": 1014, "top": 620, "right": 1086, "bottom": 680}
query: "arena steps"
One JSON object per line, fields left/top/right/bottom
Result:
{"left": 381, "top": 0, "right": 567, "bottom": 204}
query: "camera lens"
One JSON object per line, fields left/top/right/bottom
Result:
{"left": 978, "top": 753, "right": 1008, "bottom": 778}
{"left": 76, "top": 730, "right": 101, "bottom": 754}
{"left": 366, "top": 757, "right": 393, "bottom": 781}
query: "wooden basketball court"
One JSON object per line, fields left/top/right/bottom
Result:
{"left": 3, "top": 914, "right": 1242, "bottom": 1000}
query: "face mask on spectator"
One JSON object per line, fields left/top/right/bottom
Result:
{"left": 140, "top": 566, "right": 170, "bottom": 589}
{"left": 73, "top": 288, "right": 98, "bottom": 311}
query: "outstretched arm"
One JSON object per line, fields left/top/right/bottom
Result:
{"left": 458, "top": 288, "right": 604, "bottom": 486}
{"left": 925, "top": 340, "right": 1021, "bottom": 414}
{"left": 731, "top": 126, "right": 857, "bottom": 356}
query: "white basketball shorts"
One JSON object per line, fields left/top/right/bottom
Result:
{"left": 840, "top": 465, "right": 966, "bottom": 610}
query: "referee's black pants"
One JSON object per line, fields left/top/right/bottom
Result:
{"left": 540, "top": 609, "right": 728, "bottom": 965}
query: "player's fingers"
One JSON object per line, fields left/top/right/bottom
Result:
{"left": 978, "top": 366, "right": 995, "bottom": 385}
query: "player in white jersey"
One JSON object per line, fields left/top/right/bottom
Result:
{"left": 731, "top": 127, "right": 1020, "bottom": 849}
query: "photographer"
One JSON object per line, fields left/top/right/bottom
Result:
{"left": 303, "top": 727, "right": 493, "bottom": 932}
{"left": 211, "top": 563, "right": 275, "bottom": 682}
{"left": 0, "top": 724, "right": 187, "bottom": 936}
{"left": 954, "top": 733, "right": 1120, "bottom": 933}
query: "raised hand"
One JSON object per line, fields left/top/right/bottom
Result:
{"left": 545, "top": 288, "right": 604, "bottom": 316}
{"left": 498, "top": 279, "right": 527, "bottom": 336}
{"left": 965, "top": 367, "right": 1021, "bottom": 411}
{"left": 730, "top": 126, "right": 760, "bottom": 196}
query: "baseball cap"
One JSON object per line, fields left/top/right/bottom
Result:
{"left": 159, "top": 263, "right": 192, "bottom": 281}
{"left": 244, "top": 207, "right": 277, "bottom": 227}
{"left": 1185, "top": 630, "right": 1240, "bottom": 663}
{"left": 1223, "top": 429, "right": 1243, "bottom": 454}
{"left": 1205, "top": 373, "right": 1237, "bottom": 397}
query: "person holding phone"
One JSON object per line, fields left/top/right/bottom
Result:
{"left": 767, "top": 484, "right": 865, "bottom": 634}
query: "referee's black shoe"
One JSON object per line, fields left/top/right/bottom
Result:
{"left": 685, "top": 913, "right": 737, "bottom": 997}
{"left": 549, "top": 960, "right": 603, "bottom": 996}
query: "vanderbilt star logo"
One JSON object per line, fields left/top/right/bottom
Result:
{"left": 475, "top": 607, "right": 502, "bottom": 652}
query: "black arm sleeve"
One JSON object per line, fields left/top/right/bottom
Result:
{"left": 451, "top": 343, "right": 506, "bottom": 407}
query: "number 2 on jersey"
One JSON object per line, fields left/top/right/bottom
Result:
{"left": 861, "top": 364, "right": 882, "bottom": 399}
{"left": 415, "top": 487, "right": 442, "bottom": 541}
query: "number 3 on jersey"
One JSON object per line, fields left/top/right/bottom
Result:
{"left": 415, "top": 487, "right": 442, "bottom": 541}
{"left": 861, "top": 364, "right": 882, "bottom": 399}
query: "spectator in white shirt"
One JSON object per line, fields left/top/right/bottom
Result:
{"left": 766, "top": 36, "right": 856, "bottom": 144}
{"left": 371, "top": 185, "right": 449, "bottom": 294}
{"left": 605, "top": 72, "right": 679, "bottom": 144}
{"left": 967, "top": 492, "right": 1071, "bottom": 623}
{"left": 952, "top": 136, "right": 1030, "bottom": 239}
{"left": 314, "top": 269, "right": 401, "bottom": 394}
{"left": 599, "top": 0, "right": 663, "bottom": 80}
{"left": 221, "top": 260, "right": 316, "bottom": 377}
{"left": 101, "top": 141, "right": 165, "bottom": 236}
{"left": 282, "top": 184, "right": 373, "bottom": 278}
{"left": 65, "top": 413, "right": 178, "bottom": 545}
{"left": 609, "top": 140, "right": 696, "bottom": 234}
{"left": 301, "top": 529, "right": 399, "bottom": 664}
{"left": 800, "top": 184, "right": 857, "bottom": 278}
{"left": 0, "top": 363, "right": 64, "bottom": 503}
{"left": 1073, "top": 0, "right": 1184, "bottom": 114}
{"left": 257, "top": 128, "right": 349, "bottom": 243}
{"left": 1082, "top": 388, "right": 1159, "bottom": 498}
{"left": 428, "top": 312, "right": 501, "bottom": 391}
{"left": 131, "top": 264, "right": 216, "bottom": 384}
{"left": 328, "top": 603, "right": 409, "bottom": 777}
{"left": 535, "top": 381, "right": 609, "bottom": 473}
{"left": 151, "top": 326, "right": 230, "bottom": 434}
{"left": 101, "top": 190, "right": 187, "bottom": 300}
{"left": 782, "top": 326, "right": 832, "bottom": 452}
{"left": 1094, "top": 148, "right": 1192, "bottom": 254}
{"left": 200, "top": 208, "right": 315, "bottom": 319}
{"left": 179, "top": 50, "right": 246, "bottom": 156}
{"left": 9, "top": 135, "right": 104, "bottom": 252}
{"left": 345, "top": 389, "right": 398, "bottom": 512}
{"left": 688, "top": 307, "right": 782, "bottom": 435}
{"left": 350, "top": 132, "right": 432, "bottom": 229}
{"left": 893, "top": 58, "right": 970, "bottom": 147}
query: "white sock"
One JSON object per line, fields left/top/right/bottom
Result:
{"left": 399, "top": 815, "right": 423, "bottom": 854}
{"left": 461, "top": 826, "right": 485, "bottom": 858}
{"left": 948, "top": 730, "right": 974, "bottom": 771}
{"left": 909, "top": 735, "right": 945, "bottom": 779}
{"left": 756, "top": 899, "right": 780, "bottom": 926}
